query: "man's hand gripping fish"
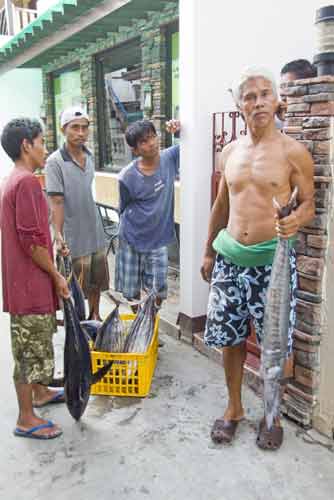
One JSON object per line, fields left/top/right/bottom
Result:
{"left": 261, "top": 187, "right": 298, "bottom": 431}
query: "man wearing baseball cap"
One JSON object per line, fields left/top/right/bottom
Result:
{"left": 45, "top": 106, "right": 109, "bottom": 321}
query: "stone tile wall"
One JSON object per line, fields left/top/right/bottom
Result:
{"left": 280, "top": 75, "right": 334, "bottom": 427}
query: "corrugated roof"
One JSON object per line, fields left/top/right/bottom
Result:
{"left": 0, "top": 0, "right": 177, "bottom": 70}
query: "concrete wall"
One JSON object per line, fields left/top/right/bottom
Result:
{"left": 178, "top": 0, "right": 331, "bottom": 322}
{"left": 0, "top": 68, "right": 42, "bottom": 180}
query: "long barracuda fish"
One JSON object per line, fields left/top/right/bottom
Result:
{"left": 261, "top": 187, "right": 298, "bottom": 431}
{"left": 63, "top": 297, "right": 113, "bottom": 420}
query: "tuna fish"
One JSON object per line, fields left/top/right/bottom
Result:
{"left": 93, "top": 293, "right": 126, "bottom": 353}
{"left": 124, "top": 294, "right": 157, "bottom": 353}
{"left": 94, "top": 307, "right": 125, "bottom": 353}
{"left": 63, "top": 298, "right": 112, "bottom": 421}
{"left": 80, "top": 320, "right": 102, "bottom": 343}
{"left": 261, "top": 187, "right": 298, "bottom": 431}
{"left": 59, "top": 254, "right": 86, "bottom": 321}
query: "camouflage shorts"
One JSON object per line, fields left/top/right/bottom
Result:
{"left": 10, "top": 314, "right": 57, "bottom": 385}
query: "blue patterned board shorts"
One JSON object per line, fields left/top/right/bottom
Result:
{"left": 204, "top": 251, "right": 297, "bottom": 353}
{"left": 115, "top": 238, "right": 168, "bottom": 300}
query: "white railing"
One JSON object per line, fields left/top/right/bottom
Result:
{"left": 0, "top": 2, "right": 38, "bottom": 36}
{"left": 0, "top": 7, "right": 8, "bottom": 35}
{"left": 14, "top": 6, "right": 38, "bottom": 32}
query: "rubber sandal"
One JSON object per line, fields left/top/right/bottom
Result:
{"left": 14, "top": 420, "right": 63, "bottom": 440}
{"left": 211, "top": 418, "right": 240, "bottom": 444}
{"left": 256, "top": 418, "right": 284, "bottom": 451}
{"left": 33, "top": 389, "right": 65, "bottom": 408}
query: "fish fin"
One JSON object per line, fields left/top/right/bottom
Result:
{"left": 91, "top": 361, "right": 113, "bottom": 385}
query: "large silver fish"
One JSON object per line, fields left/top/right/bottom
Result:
{"left": 94, "top": 305, "right": 125, "bottom": 353}
{"left": 63, "top": 298, "right": 113, "bottom": 420}
{"left": 261, "top": 187, "right": 298, "bottom": 430}
{"left": 61, "top": 254, "right": 111, "bottom": 420}
{"left": 123, "top": 294, "right": 157, "bottom": 353}
{"left": 58, "top": 254, "right": 86, "bottom": 321}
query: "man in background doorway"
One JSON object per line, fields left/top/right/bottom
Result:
{"left": 277, "top": 59, "right": 317, "bottom": 124}
{"left": 281, "top": 59, "right": 317, "bottom": 83}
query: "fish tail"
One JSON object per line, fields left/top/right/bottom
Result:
{"left": 273, "top": 186, "right": 298, "bottom": 219}
{"left": 91, "top": 360, "right": 113, "bottom": 384}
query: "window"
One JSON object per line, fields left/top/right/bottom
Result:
{"left": 96, "top": 40, "right": 142, "bottom": 172}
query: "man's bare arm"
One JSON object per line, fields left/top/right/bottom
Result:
{"left": 204, "top": 171, "right": 230, "bottom": 256}
{"left": 201, "top": 147, "right": 231, "bottom": 281}
{"left": 49, "top": 195, "right": 64, "bottom": 236}
{"left": 31, "top": 245, "right": 69, "bottom": 298}
{"left": 277, "top": 142, "right": 315, "bottom": 239}
{"left": 48, "top": 195, "right": 69, "bottom": 255}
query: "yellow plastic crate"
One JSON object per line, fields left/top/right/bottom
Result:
{"left": 90, "top": 313, "right": 159, "bottom": 397}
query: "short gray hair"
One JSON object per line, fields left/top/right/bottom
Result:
{"left": 232, "top": 66, "right": 278, "bottom": 106}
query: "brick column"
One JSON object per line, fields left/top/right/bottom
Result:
{"left": 80, "top": 55, "right": 99, "bottom": 161}
{"left": 281, "top": 76, "right": 334, "bottom": 429}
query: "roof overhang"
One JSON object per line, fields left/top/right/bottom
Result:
{"left": 0, "top": 0, "right": 177, "bottom": 76}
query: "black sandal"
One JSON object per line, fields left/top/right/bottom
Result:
{"left": 256, "top": 418, "right": 284, "bottom": 451}
{"left": 211, "top": 418, "right": 240, "bottom": 444}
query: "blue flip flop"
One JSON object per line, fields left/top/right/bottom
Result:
{"left": 14, "top": 420, "right": 63, "bottom": 440}
{"left": 33, "top": 389, "right": 65, "bottom": 408}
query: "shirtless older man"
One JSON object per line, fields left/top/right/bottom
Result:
{"left": 201, "top": 67, "right": 314, "bottom": 450}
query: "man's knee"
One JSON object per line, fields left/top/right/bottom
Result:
{"left": 223, "top": 342, "right": 247, "bottom": 357}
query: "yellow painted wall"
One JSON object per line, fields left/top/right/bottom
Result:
{"left": 95, "top": 172, "right": 180, "bottom": 224}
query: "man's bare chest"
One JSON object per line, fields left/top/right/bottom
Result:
{"left": 225, "top": 147, "right": 291, "bottom": 193}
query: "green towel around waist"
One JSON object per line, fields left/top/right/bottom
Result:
{"left": 212, "top": 229, "right": 295, "bottom": 267}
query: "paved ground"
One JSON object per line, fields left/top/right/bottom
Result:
{"left": 1, "top": 293, "right": 334, "bottom": 500}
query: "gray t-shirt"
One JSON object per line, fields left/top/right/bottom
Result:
{"left": 45, "top": 145, "right": 106, "bottom": 258}
{"left": 118, "top": 145, "right": 179, "bottom": 252}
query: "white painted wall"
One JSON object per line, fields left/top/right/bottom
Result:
{"left": 0, "top": 35, "right": 11, "bottom": 49}
{"left": 0, "top": 69, "right": 42, "bottom": 180}
{"left": 179, "top": 0, "right": 331, "bottom": 319}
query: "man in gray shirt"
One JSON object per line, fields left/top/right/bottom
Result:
{"left": 45, "top": 106, "right": 108, "bottom": 321}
